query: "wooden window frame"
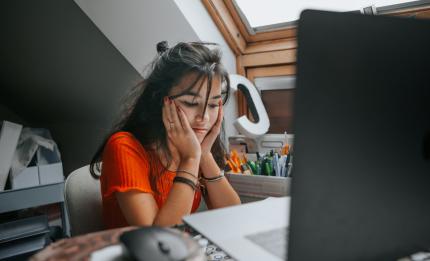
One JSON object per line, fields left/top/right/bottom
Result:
{"left": 202, "top": 0, "right": 297, "bottom": 118}
{"left": 202, "top": 0, "right": 430, "bottom": 117}
{"left": 203, "top": 0, "right": 430, "bottom": 60}
{"left": 202, "top": 0, "right": 297, "bottom": 56}
{"left": 247, "top": 66, "right": 296, "bottom": 132}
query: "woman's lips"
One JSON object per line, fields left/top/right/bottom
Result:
{"left": 192, "top": 128, "right": 208, "bottom": 133}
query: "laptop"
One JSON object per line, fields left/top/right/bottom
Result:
{"left": 184, "top": 9, "right": 430, "bottom": 261}
{"left": 183, "top": 197, "right": 289, "bottom": 261}
{"left": 288, "top": 9, "right": 430, "bottom": 260}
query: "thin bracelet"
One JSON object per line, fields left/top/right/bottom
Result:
{"left": 201, "top": 170, "right": 225, "bottom": 182}
{"left": 176, "top": 170, "right": 197, "bottom": 180}
{"left": 173, "top": 176, "right": 196, "bottom": 190}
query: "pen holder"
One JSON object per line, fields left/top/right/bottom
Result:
{"left": 225, "top": 173, "right": 291, "bottom": 202}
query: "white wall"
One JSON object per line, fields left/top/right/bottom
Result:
{"left": 172, "top": 0, "right": 236, "bottom": 73}
{"left": 74, "top": 0, "right": 239, "bottom": 139}
{"left": 74, "top": 0, "right": 200, "bottom": 74}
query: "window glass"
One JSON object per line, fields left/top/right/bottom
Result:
{"left": 235, "top": 0, "right": 415, "bottom": 27}
{"left": 254, "top": 76, "right": 295, "bottom": 134}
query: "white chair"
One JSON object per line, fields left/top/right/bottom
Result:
{"left": 64, "top": 165, "right": 104, "bottom": 236}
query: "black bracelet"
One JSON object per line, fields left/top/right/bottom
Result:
{"left": 201, "top": 171, "right": 225, "bottom": 182}
{"left": 176, "top": 170, "right": 197, "bottom": 180}
{"left": 173, "top": 176, "right": 196, "bottom": 191}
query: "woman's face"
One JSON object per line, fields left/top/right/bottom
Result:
{"left": 169, "top": 73, "right": 223, "bottom": 143}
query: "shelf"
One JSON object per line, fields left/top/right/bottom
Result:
{"left": 0, "top": 182, "right": 64, "bottom": 214}
{"left": 0, "top": 182, "right": 69, "bottom": 236}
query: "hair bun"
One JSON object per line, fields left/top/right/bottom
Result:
{"left": 156, "top": 41, "right": 169, "bottom": 55}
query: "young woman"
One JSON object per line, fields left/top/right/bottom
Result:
{"left": 90, "top": 41, "right": 241, "bottom": 229}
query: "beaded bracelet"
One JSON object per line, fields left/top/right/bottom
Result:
{"left": 201, "top": 170, "right": 225, "bottom": 182}
{"left": 173, "top": 176, "right": 196, "bottom": 191}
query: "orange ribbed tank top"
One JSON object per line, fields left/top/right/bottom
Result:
{"left": 100, "top": 132, "right": 201, "bottom": 229}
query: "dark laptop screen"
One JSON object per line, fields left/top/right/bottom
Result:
{"left": 289, "top": 10, "right": 430, "bottom": 260}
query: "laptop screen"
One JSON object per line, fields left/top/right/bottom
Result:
{"left": 288, "top": 10, "right": 430, "bottom": 260}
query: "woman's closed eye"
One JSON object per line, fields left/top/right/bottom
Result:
{"left": 181, "top": 101, "right": 220, "bottom": 109}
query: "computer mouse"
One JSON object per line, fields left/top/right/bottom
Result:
{"left": 119, "top": 226, "right": 204, "bottom": 261}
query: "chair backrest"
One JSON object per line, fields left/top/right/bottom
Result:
{"left": 64, "top": 165, "right": 104, "bottom": 236}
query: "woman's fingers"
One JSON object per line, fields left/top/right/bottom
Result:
{"left": 209, "top": 100, "right": 223, "bottom": 135}
{"left": 174, "top": 103, "right": 186, "bottom": 130}
{"left": 214, "top": 100, "right": 224, "bottom": 130}
{"left": 176, "top": 105, "right": 193, "bottom": 133}
{"left": 163, "top": 97, "right": 175, "bottom": 133}
{"left": 164, "top": 99, "right": 201, "bottom": 159}
{"left": 170, "top": 100, "right": 182, "bottom": 132}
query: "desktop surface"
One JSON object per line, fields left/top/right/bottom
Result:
{"left": 288, "top": 10, "right": 430, "bottom": 260}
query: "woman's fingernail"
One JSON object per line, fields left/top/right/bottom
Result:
{"left": 169, "top": 98, "right": 173, "bottom": 104}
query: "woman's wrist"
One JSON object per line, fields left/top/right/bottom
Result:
{"left": 201, "top": 152, "right": 213, "bottom": 161}
{"left": 199, "top": 153, "right": 215, "bottom": 171}
{"left": 173, "top": 176, "right": 197, "bottom": 190}
{"left": 201, "top": 170, "right": 224, "bottom": 182}
{"left": 199, "top": 153, "right": 222, "bottom": 179}
{"left": 176, "top": 169, "right": 198, "bottom": 179}
{"left": 181, "top": 156, "right": 201, "bottom": 164}
{"left": 178, "top": 157, "right": 200, "bottom": 179}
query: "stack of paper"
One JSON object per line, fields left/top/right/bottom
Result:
{"left": 0, "top": 121, "right": 23, "bottom": 191}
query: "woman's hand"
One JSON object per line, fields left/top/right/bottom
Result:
{"left": 162, "top": 97, "right": 201, "bottom": 161}
{"left": 200, "top": 100, "right": 223, "bottom": 156}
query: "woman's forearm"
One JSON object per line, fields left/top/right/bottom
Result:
{"left": 153, "top": 158, "right": 200, "bottom": 226}
{"left": 200, "top": 153, "right": 241, "bottom": 208}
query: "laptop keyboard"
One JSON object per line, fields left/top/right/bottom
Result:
{"left": 245, "top": 226, "right": 288, "bottom": 260}
{"left": 190, "top": 227, "right": 288, "bottom": 260}
{"left": 183, "top": 224, "right": 287, "bottom": 260}
{"left": 193, "top": 234, "right": 236, "bottom": 261}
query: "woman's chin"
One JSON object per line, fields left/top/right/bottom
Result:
{"left": 194, "top": 132, "right": 206, "bottom": 143}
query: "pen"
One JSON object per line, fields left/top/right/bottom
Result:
{"left": 273, "top": 152, "right": 280, "bottom": 176}
{"left": 247, "top": 161, "right": 256, "bottom": 175}
{"left": 264, "top": 160, "right": 271, "bottom": 176}
{"left": 241, "top": 164, "right": 252, "bottom": 175}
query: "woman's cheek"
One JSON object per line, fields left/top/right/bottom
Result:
{"left": 209, "top": 109, "right": 218, "bottom": 126}
{"left": 179, "top": 106, "right": 195, "bottom": 123}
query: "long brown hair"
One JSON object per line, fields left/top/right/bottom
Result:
{"left": 89, "top": 41, "right": 230, "bottom": 194}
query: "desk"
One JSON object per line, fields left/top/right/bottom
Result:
{"left": 30, "top": 226, "right": 228, "bottom": 261}
{"left": 30, "top": 226, "right": 136, "bottom": 261}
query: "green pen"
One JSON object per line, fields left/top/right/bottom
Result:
{"left": 264, "top": 160, "right": 271, "bottom": 176}
{"left": 256, "top": 161, "right": 262, "bottom": 175}
{"left": 268, "top": 160, "right": 273, "bottom": 176}
{"left": 247, "top": 161, "right": 256, "bottom": 175}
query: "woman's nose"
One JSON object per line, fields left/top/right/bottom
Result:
{"left": 196, "top": 108, "right": 210, "bottom": 122}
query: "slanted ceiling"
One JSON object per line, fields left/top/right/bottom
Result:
{"left": 0, "top": 0, "right": 205, "bottom": 174}
{"left": 0, "top": 0, "right": 143, "bottom": 125}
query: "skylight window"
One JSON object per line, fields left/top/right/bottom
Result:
{"left": 235, "top": 0, "right": 420, "bottom": 28}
